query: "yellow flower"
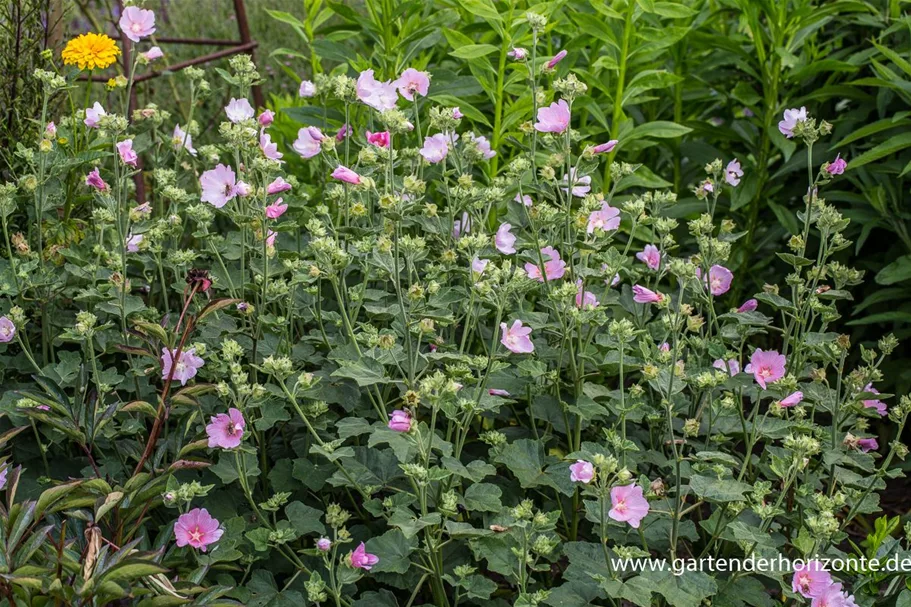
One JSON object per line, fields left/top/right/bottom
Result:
{"left": 62, "top": 33, "right": 121, "bottom": 70}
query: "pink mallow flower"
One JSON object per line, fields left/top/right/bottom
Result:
{"left": 713, "top": 359, "right": 740, "bottom": 376}
{"left": 569, "top": 460, "right": 594, "bottom": 483}
{"left": 84, "top": 102, "right": 106, "bottom": 128}
{"left": 737, "top": 299, "right": 758, "bottom": 313}
{"left": 778, "top": 391, "right": 804, "bottom": 407}
{"left": 465, "top": 131, "right": 496, "bottom": 159}
{"left": 534, "top": 99, "right": 570, "bottom": 133}
{"left": 515, "top": 193, "right": 532, "bottom": 207}
{"left": 857, "top": 437, "right": 879, "bottom": 452}
{"left": 792, "top": 560, "right": 833, "bottom": 598}
{"left": 811, "top": 584, "right": 853, "bottom": 607}
{"left": 260, "top": 132, "right": 283, "bottom": 161}
{"left": 299, "top": 80, "right": 316, "bottom": 97}
{"left": 420, "top": 133, "right": 450, "bottom": 163}
{"left": 507, "top": 47, "right": 527, "bottom": 61}
{"left": 861, "top": 384, "right": 887, "bottom": 416}
{"left": 258, "top": 110, "right": 274, "bottom": 127}
{"left": 266, "top": 199, "right": 287, "bottom": 219}
{"left": 546, "top": 49, "right": 568, "bottom": 69}
{"left": 174, "top": 508, "right": 223, "bottom": 552}
{"left": 317, "top": 537, "right": 332, "bottom": 551}
{"left": 142, "top": 46, "right": 163, "bottom": 61}
{"left": 388, "top": 409, "right": 412, "bottom": 432}
{"left": 591, "top": 140, "right": 618, "bottom": 154}
{"left": 749, "top": 349, "right": 786, "bottom": 389}
{"left": 172, "top": 124, "right": 197, "bottom": 156}
{"left": 706, "top": 264, "right": 733, "bottom": 296}
{"left": 636, "top": 244, "right": 662, "bottom": 270}
{"left": 200, "top": 164, "right": 237, "bottom": 208}
{"left": 562, "top": 170, "right": 591, "bottom": 197}
{"left": 116, "top": 140, "right": 138, "bottom": 167}
{"left": 85, "top": 168, "right": 108, "bottom": 191}
{"left": 575, "top": 280, "right": 599, "bottom": 309}
{"left": 609, "top": 484, "right": 650, "bottom": 528}
{"left": 587, "top": 202, "right": 620, "bottom": 234}
{"left": 119, "top": 6, "right": 156, "bottom": 43}
{"left": 725, "top": 159, "right": 743, "bottom": 186}
{"left": 525, "top": 246, "right": 567, "bottom": 282}
{"left": 826, "top": 154, "right": 847, "bottom": 175}
{"left": 778, "top": 107, "right": 808, "bottom": 138}
{"left": 267, "top": 177, "right": 292, "bottom": 195}
{"left": 489, "top": 389, "right": 510, "bottom": 397}
{"left": 0, "top": 316, "right": 16, "bottom": 343}
{"left": 206, "top": 407, "right": 246, "bottom": 449}
{"left": 495, "top": 223, "right": 516, "bottom": 254}
{"left": 366, "top": 130, "right": 391, "bottom": 148}
{"left": 224, "top": 98, "right": 254, "bottom": 123}
{"left": 632, "top": 285, "right": 663, "bottom": 304}
{"left": 161, "top": 347, "right": 205, "bottom": 386}
{"left": 471, "top": 257, "right": 489, "bottom": 276}
{"left": 126, "top": 234, "right": 143, "bottom": 253}
{"left": 234, "top": 181, "right": 252, "bottom": 197}
{"left": 293, "top": 126, "right": 325, "bottom": 158}
{"left": 394, "top": 68, "right": 430, "bottom": 101}
{"left": 331, "top": 165, "right": 361, "bottom": 185}
{"left": 356, "top": 70, "right": 398, "bottom": 111}
{"left": 337, "top": 124, "right": 352, "bottom": 140}
{"left": 350, "top": 542, "right": 379, "bottom": 570}
{"left": 500, "top": 320, "right": 534, "bottom": 354}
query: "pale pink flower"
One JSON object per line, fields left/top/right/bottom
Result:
{"left": 0, "top": 316, "right": 15, "bottom": 343}
{"left": 562, "top": 170, "right": 591, "bottom": 197}
{"left": 394, "top": 68, "right": 430, "bottom": 101}
{"left": 792, "top": 560, "right": 833, "bottom": 599}
{"left": 534, "top": 99, "right": 570, "bottom": 133}
{"left": 609, "top": 484, "right": 650, "bottom": 528}
{"left": 636, "top": 245, "right": 662, "bottom": 270}
{"left": 713, "top": 359, "right": 740, "bottom": 376}
{"left": 500, "top": 320, "right": 534, "bottom": 354}
{"left": 234, "top": 181, "right": 252, "bottom": 197}
{"left": 356, "top": 69, "right": 398, "bottom": 111}
{"left": 737, "top": 299, "right": 758, "bottom": 313}
{"left": 174, "top": 508, "right": 223, "bottom": 552}
{"left": 267, "top": 177, "right": 292, "bottom": 195}
{"left": 525, "top": 246, "right": 567, "bottom": 282}
{"left": 225, "top": 98, "right": 254, "bottom": 123}
{"left": 388, "top": 409, "right": 412, "bottom": 432}
{"left": 299, "top": 80, "right": 316, "bottom": 97}
{"left": 750, "top": 349, "right": 786, "bottom": 389}
{"left": 495, "top": 223, "right": 516, "bottom": 254}
{"left": 826, "top": 154, "right": 847, "bottom": 175}
{"left": 453, "top": 212, "right": 470, "bottom": 238}
{"left": 119, "top": 6, "right": 155, "bottom": 42}
{"left": 515, "top": 193, "right": 532, "bottom": 207}
{"left": 126, "top": 233, "right": 143, "bottom": 253}
{"left": 420, "top": 133, "right": 450, "bottom": 163}
{"left": 659, "top": 342, "right": 670, "bottom": 352}
{"left": 116, "top": 139, "right": 138, "bottom": 167}
{"left": 331, "top": 165, "right": 361, "bottom": 185}
{"left": 317, "top": 537, "right": 332, "bottom": 551}
{"left": 632, "top": 285, "right": 663, "bottom": 304}
{"left": 45, "top": 122, "right": 56, "bottom": 137}
{"left": 366, "top": 130, "right": 390, "bottom": 148}
{"left": 452, "top": 107, "right": 464, "bottom": 119}
{"left": 206, "top": 408, "right": 246, "bottom": 449}
{"left": 857, "top": 437, "right": 879, "bottom": 452}
{"left": 85, "top": 168, "right": 108, "bottom": 191}
{"left": 266, "top": 230, "right": 277, "bottom": 249}
{"left": 471, "top": 257, "right": 489, "bottom": 276}
{"left": 161, "top": 348, "right": 205, "bottom": 386}
{"left": 293, "top": 126, "right": 325, "bottom": 158}
{"left": 266, "top": 199, "right": 287, "bottom": 219}
{"left": 591, "top": 140, "right": 618, "bottom": 154}
{"left": 575, "top": 280, "right": 599, "bottom": 308}
{"left": 809, "top": 584, "right": 850, "bottom": 607}
{"left": 569, "top": 460, "right": 594, "bottom": 483}
{"left": 337, "top": 124, "right": 352, "bottom": 141}
{"left": 701, "top": 179, "right": 714, "bottom": 193}
{"left": 465, "top": 132, "right": 496, "bottom": 159}
{"left": 706, "top": 264, "right": 733, "bottom": 296}
{"left": 142, "top": 46, "right": 163, "bottom": 61}
{"left": 861, "top": 384, "right": 887, "bottom": 416}
{"left": 779, "top": 107, "right": 808, "bottom": 138}
{"left": 508, "top": 47, "right": 528, "bottom": 60}
{"left": 489, "top": 389, "right": 510, "bottom": 397}
{"left": 725, "top": 159, "right": 743, "bottom": 186}
{"left": 546, "top": 50, "right": 568, "bottom": 69}
{"left": 258, "top": 110, "right": 275, "bottom": 127}
{"left": 778, "top": 391, "right": 803, "bottom": 407}
{"left": 200, "top": 164, "right": 238, "bottom": 208}
{"left": 587, "top": 202, "right": 621, "bottom": 234}
{"left": 350, "top": 542, "right": 379, "bottom": 570}
{"left": 133, "top": 202, "right": 152, "bottom": 218}
{"left": 259, "top": 132, "right": 283, "bottom": 161}
{"left": 84, "top": 102, "right": 106, "bottom": 128}
{"left": 172, "top": 124, "right": 197, "bottom": 156}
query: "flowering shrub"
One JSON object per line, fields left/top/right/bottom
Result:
{"left": 1, "top": 4, "right": 910, "bottom": 607}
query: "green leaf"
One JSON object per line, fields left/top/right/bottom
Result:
{"left": 876, "top": 255, "right": 911, "bottom": 285}
{"left": 450, "top": 44, "right": 498, "bottom": 59}
{"left": 626, "top": 121, "right": 692, "bottom": 142}
{"left": 494, "top": 439, "right": 557, "bottom": 491}
{"left": 688, "top": 475, "right": 753, "bottom": 502}
{"left": 365, "top": 529, "right": 416, "bottom": 574}
{"left": 98, "top": 560, "right": 169, "bottom": 584}
{"left": 639, "top": 569, "right": 718, "bottom": 607}
{"left": 285, "top": 501, "right": 325, "bottom": 537}
{"left": 850, "top": 132, "right": 911, "bottom": 168}
{"left": 331, "top": 358, "right": 388, "bottom": 386}
{"left": 463, "top": 483, "right": 502, "bottom": 512}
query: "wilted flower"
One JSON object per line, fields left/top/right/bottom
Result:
{"left": 366, "top": 130, "right": 391, "bottom": 148}
{"left": 258, "top": 110, "right": 274, "bottom": 127}
{"left": 546, "top": 49, "right": 568, "bottom": 69}
{"left": 126, "top": 234, "right": 143, "bottom": 253}
{"left": 116, "top": 140, "right": 138, "bottom": 167}
{"left": 293, "top": 126, "right": 325, "bottom": 159}
{"left": 259, "top": 132, "right": 282, "bottom": 160}
{"left": 632, "top": 285, "right": 663, "bottom": 304}
{"left": 0, "top": 316, "right": 15, "bottom": 343}
{"left": 331, "top": 165, "right": 361, "bottom": 185}
{"left": 85, "top": 168, "right": 108, "bottom": 191}
{"left": 317, "top": 537, "right": 332, "bottom": 551}
{"left": 172, "top": 124, "right": 197, "bottom": 156}
{"left": 267, "top": 177, "right": 292, "bottom": 195}
{"left": 826, "top": 154, "right": 847, "bottom": 175}
{"left": 636, "top": 245, "right": 662, "bottom": 270}
{"left": 142, "top": 46, "right": 163, "bottom": 61}
{"left": 778, "top": 391, "right": 804, "bottom": 407}
{"left": 388, "top": 409, "right": 412, "bottom": 432}
{"left": 266, "top": 199, "right": 288, "bottom": 219}
{"left": 508, "top": 47, "right": 528, "bottom": 60}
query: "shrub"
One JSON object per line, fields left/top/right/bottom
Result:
{"left": 0, "top": 3, "right": 909, "bottom": 607}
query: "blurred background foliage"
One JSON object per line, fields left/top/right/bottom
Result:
{"left": 4, "top": 0, "right": 911, "bottom": 392}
